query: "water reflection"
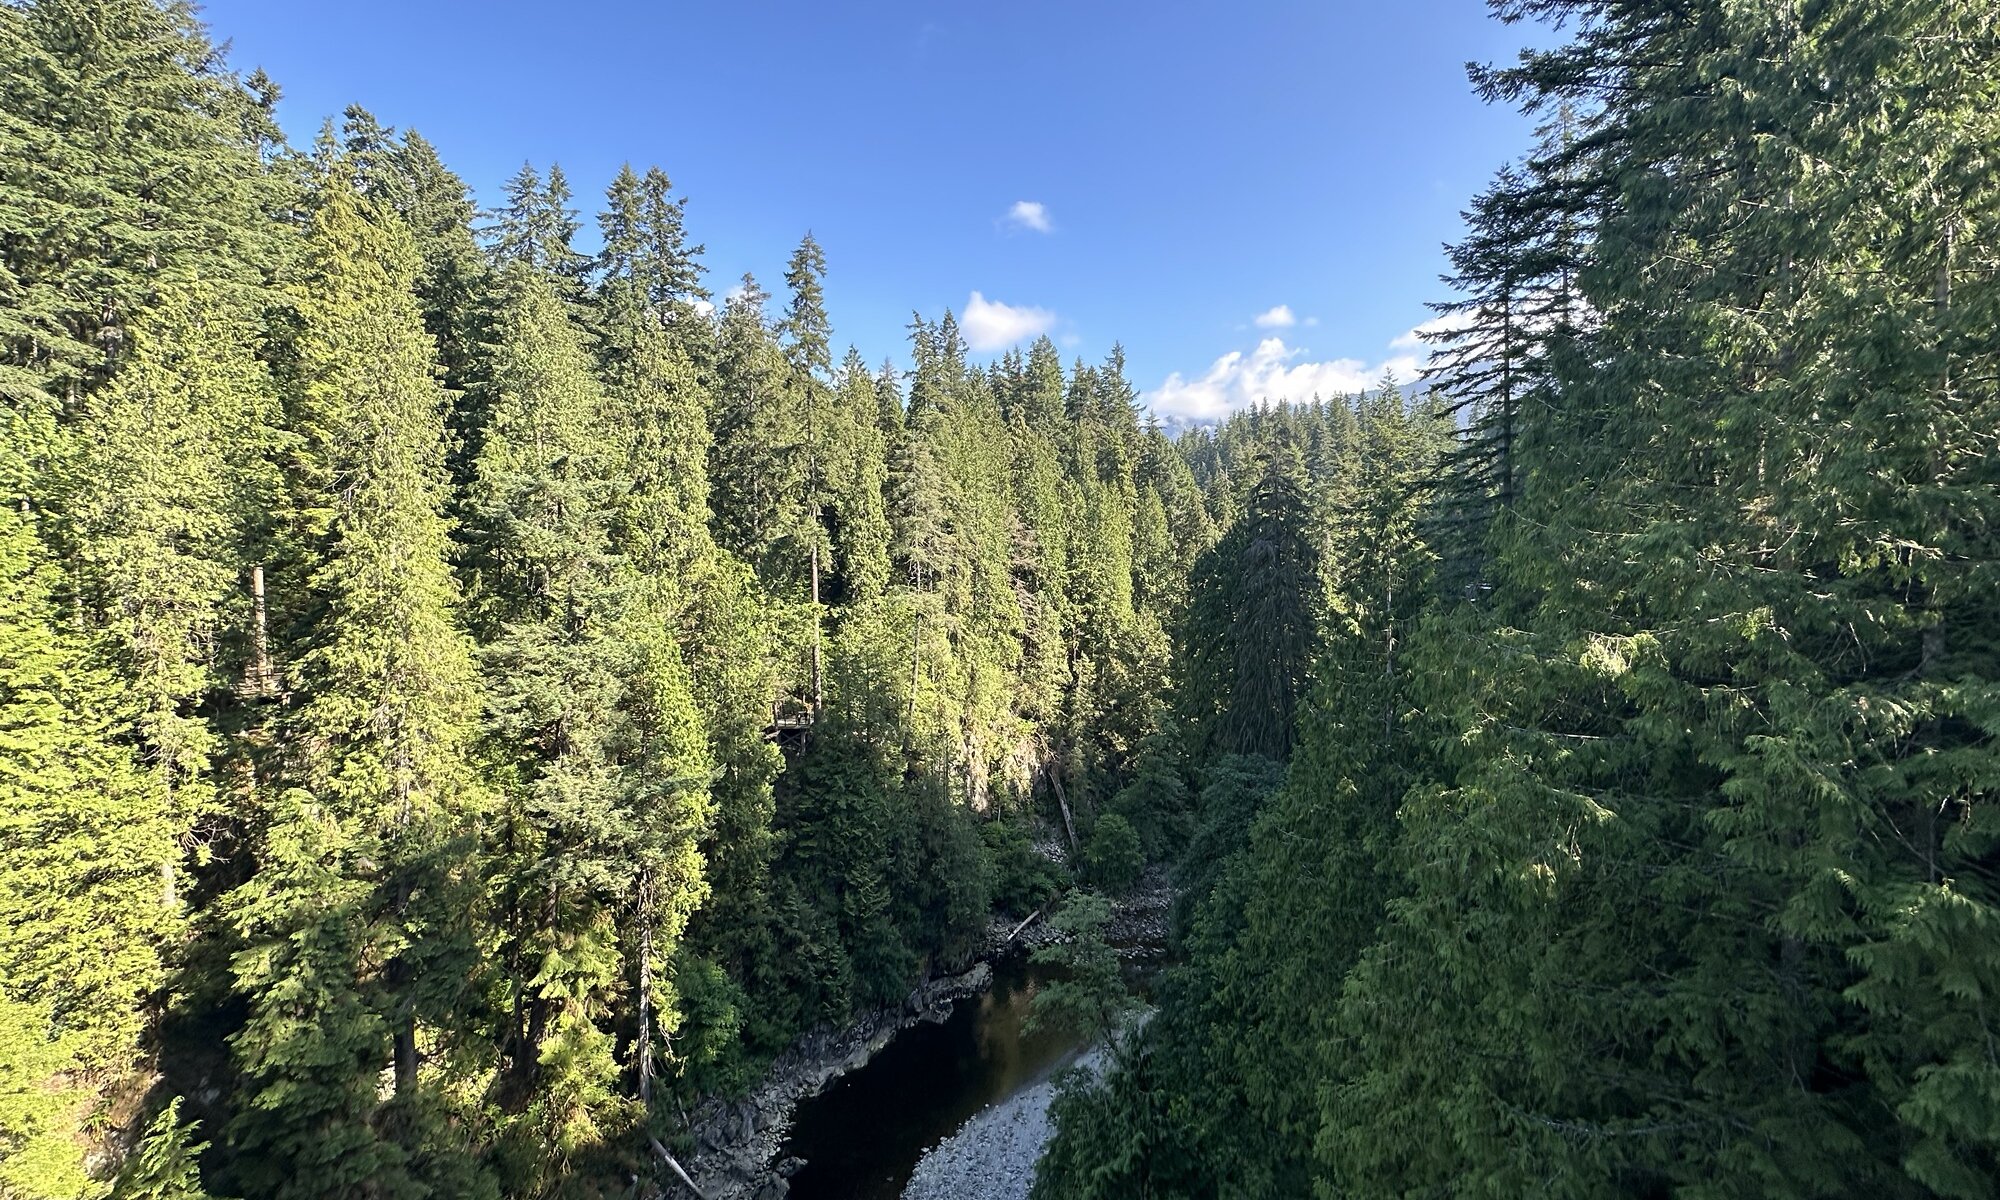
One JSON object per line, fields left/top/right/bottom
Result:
{"left": 781, "top": 954, "right": 1085, "bottom": 1200}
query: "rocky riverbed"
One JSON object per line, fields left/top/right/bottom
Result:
{"left": 993, "top": 864, "right": 1173, "bottom": 959}
{"left": 1105, "top": 865, "right": 1173, "bottom": 955}
{"left": 682, "top": 962, "right": 993, "bottom": 1200}
{"left": 898, "top": 1046, "right": 1105, "bottom": 1200}
{"left": 681, "top": 867, "right": 1173, "bottom": 1199}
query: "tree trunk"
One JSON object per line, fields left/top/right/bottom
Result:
{"left": 1499, "top": 287, "right": 1515, "bottom": 513}
{"left": 637, "top": 889, "right": 655, "bottom": 1108}
{"left": 160, "top": 774, "right": 178, "bottom": 908}
{"left": 810, "top": 535, "right": 824, "bottom": 714}
{"left": 906, "top": 612, "right": 922, "bottom": 727}
{"left": 249, "top": 562, "right": 273, "bottom": 695}
{"left": 393, "top": 876, "right": 417, "bottom": 1096}
{"left": 648, "top": 1136, "right": 711, "bottom": 1199}
{"left": 394, "top": 1015, "right": 418, "bottom": 1097}
{"left": 1383, "top": 575, "right": 1398, "bottom": 738}
{"left": 1050, "top": 766, "right": 1080, "bottom": 859}
{"left": 1919, "top": 219, "right": 1954, "bottom": 884}
{"left": 1004, "top": 906, "right": 1046, "bottom": 944}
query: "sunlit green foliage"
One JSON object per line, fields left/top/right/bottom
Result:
{"left": 8, "top": 2, "right": 1995, "bottom": 1198}
{"left": 1040, "top": 5, "right": 2000, "bottom": 1200}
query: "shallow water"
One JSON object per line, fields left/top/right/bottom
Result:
{"left": 780, "top": 953, "right": 1085, "bottom": 1200}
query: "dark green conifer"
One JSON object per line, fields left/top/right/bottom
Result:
{"left": 1177, "top": 442, "right": 1321, "bottom": 761}
{"left": 0, "top": 0, "right": 274, "bottom": 444}
{"left": 487, "top": 162, "right": 587, "bottom": 294}
{"left": 57, "top": 283, "right": 287, "bottom": 892}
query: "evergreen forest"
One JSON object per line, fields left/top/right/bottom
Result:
{"left": 1, "top": 2, "right": 1996, "bottom": 1199}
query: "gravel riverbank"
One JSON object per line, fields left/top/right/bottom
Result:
{"left": 899, "top": 1048, "right": 1105, "bottom": 1200}
{"left": 688, "top": 867, "right": 1172, "bottom": 1199}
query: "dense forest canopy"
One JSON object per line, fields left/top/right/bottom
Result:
{"left": 1, "top": 1, "right": 1996, "bottom": 1199}
{"left": 1034, "top": 1, "right": 2000, "bottom": 1198}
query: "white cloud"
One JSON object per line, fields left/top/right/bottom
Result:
{"left": 1253, "top": 304, "right": 1297, "bottom": 329}
{"left": 1144, "top": 322, "right": 1437, "bottom": 422}
{"left": 692, "top": 298, "right": 716, "bottom": 319}
{"left": 962, "top": 291, "right": 1057, "bottom": 352}
{"left": 1389, "top": 310, "right": 1472, "bottom": 351}
{"left": 1004, "top": 200, "right": 1053, "bottom": 233}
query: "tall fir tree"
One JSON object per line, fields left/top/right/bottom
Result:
{"left": 1323, "top": 5, "right": 2000, "bottom": 1199}
{"left": 226, "top": 176, "right": 488, "bottom": 1200}
{"left": 469, "top": 260, "right": 636, "bottom": 1168}
{"left": 56, "top": 282, "right": 287, "bottom": 903}
{"left": 342, "top": 107, "right": 495, "bottom": 486}
{"left": 487, "top": 163, "right": 587, "bottom": 298}
{"left": 594, "top": 165, "right": 713, "bottom": 576}
{"left": 1176, "top": 439, "right": 1321, "bottom": 762}
{"left": 0, "top": 0, "right": 276, "bottom": 476}
{"left": 0, "top": 493, "right": 180, "bottom": 1200}
{"left": 708, "top": 274, "right": 809, "bottom": 596}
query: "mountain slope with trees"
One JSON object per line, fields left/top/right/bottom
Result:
{"left": 1034, "top": 2, "right": 2000, "bottom": 1198}
{"left": 0, "top": 5, "right": 1396, "bottom": 1195}
{"left": 2, "top": 2, "right": 1995, "bottom": 1199}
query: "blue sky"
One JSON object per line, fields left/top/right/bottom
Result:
{"left": 197, "top": 1, "right": 1546, "bottom": 420}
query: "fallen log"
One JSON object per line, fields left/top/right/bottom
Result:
{"left": 648, "top": 1136, "right": 712, "bottom": 1200}
{"left": 1004, "top": 906, "right": 1046, "bottom": 944}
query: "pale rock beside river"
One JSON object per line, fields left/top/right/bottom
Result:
{"left": 899, "top": 1048, "right": 1106, "bottom": 1200}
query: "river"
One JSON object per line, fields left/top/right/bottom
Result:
{"left": 778, "top": 953, "right": 1087, "bottom": 1199}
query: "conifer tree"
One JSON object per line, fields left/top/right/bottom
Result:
{"left": 112, "top": 1100, "right": 216, "bottom": 1200}
{"left": 888, "top": 314, "right": 1030, "bottom": 804}
{"left": 488, "top": 162, "right": 587, "bottom": 295}
{"left": 1160, "top": 386, "right": 1452, "bottom": 1196}
{"left": 0, "top": 0, "right": 274, "bottom": 441}
{"left": 1423, "top": 106, "right": 1590, "bottom": 595}
{"left": 0, "top": 497, "right": 179, "bottom": 1199}
{"left": 709, "top": 274, "right": 809, "bottom": 592}
{"left": 342, "top": 108, "right": 494, "bottom": 476}
{"left": 227, "top": 177, "right": 487, "bottom": 1199}
{"left": 469, "top": 261, "right": 635, "bottom": 1158}
{"left": 596, "top": 164, "right": 707, "bottom": 319}
{"left": 1323, "top": 6, "right": 2000, "bottom": 1198}
{"left": 1000, "top": 351, "right": 1074, "bottom": 745}
{"left": 620, "top": 624, "right": 715, "bottom": 1122}
{"left": 1135, "top": 424, "right": 1214, "bottom": 614}
{"left": 57, "top": 282, "right": 286, "bottom": 900}
{"left": 828, "top": 350, "right": 894, "bottom": 605}
{"left": 587, "top": 171, "right": 786, "bottom": 1091}
{"left": 594, "top": 165, "right": 713, "bottom": 574}
{"left": 783, "top": 234, "right": 835, "bottom": 706}
{"left": 1176, "top": 441, "right": 1320, "bottom": 761}
{"left": 471, "top": 257, "right": 721, "bottom": 1174}
{"left": 892, "top": 316, "right": 958, "bottom": 600}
